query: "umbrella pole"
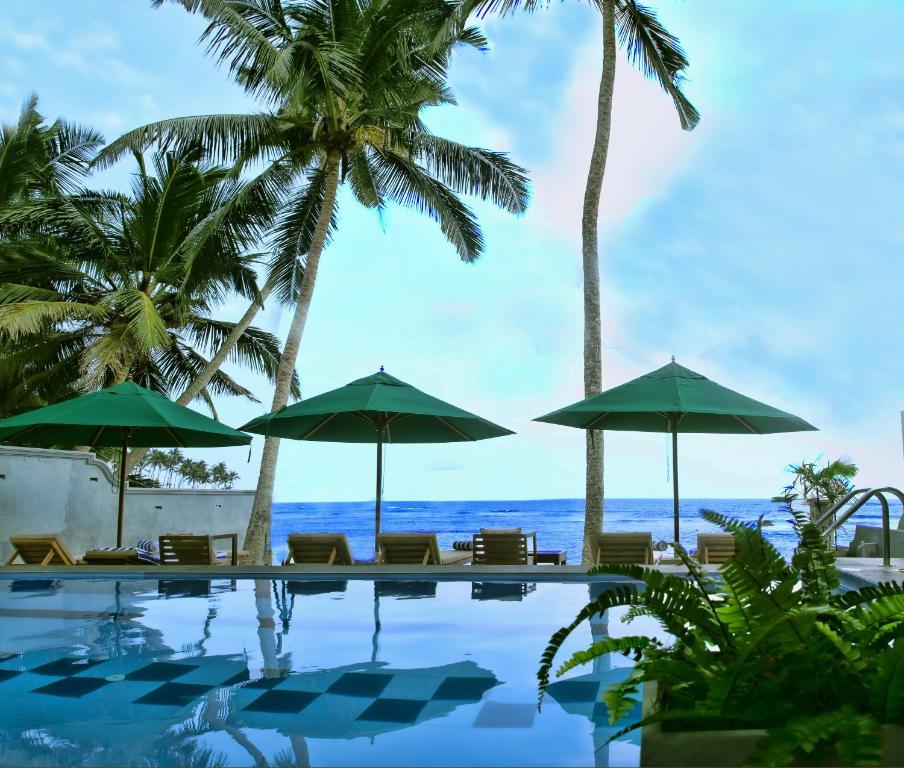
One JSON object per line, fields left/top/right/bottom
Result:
{"left": 116, "top": 428, "right": 131, "bottom": 548}
{"left": 374, "top": 431, "right": 383, "bottom": 561}
{"left": 671, "top": 427, "right": 680, "bottom": 545}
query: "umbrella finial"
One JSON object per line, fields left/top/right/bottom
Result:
{"left": 671, "top": 355, "right": 676, "bottom": 363}
{"left": 379, "top": 365, "right": 384, "bottom": 372}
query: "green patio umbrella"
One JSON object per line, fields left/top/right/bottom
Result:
{"left": 535, "top": 359, "right": 817, "bottom": 543}
{"left": 240, "top": 369, "right": 514, "bottom": 557}
{"left": 0, "top": 381, "right": 251, "bottom": 546}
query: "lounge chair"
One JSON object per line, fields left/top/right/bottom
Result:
{"left": 5, "top": 535, "right": 76, "bottom": 566}
{"left": 81, "top": 539, "right": 160, "bottom": 566}
{"left": 696, "top": 533, "right": 735, "bottom": 564}
{"left": 283, "top": 533, "right": 354, "bottom": 565}
{"left": 158, "top": 533, "right": 238, "bottom": 566}
{"left": 471, "top": 529, "right": 537, "bottom": 565}
{"left": 594, "top": 533, "right": 654, "bottom": 565}
{"left": 377, "top": 533, "right": 471, "bottom": 565}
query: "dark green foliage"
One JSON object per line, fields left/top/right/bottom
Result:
{"left": 538, "top": 509, "right": 904, "bottom": 766}
{"left": 0, "top": 132, "right": 295, "bottom": 412}
{"left": 779, "top": 456, "right": 859, "bottom": 508}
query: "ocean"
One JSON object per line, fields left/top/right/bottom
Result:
{"left": 270, "top": 497, "right": 888, "bottom": 564}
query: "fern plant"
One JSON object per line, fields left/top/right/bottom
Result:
{"left": 538, "top": 510, "right": 904, "bottom": 766}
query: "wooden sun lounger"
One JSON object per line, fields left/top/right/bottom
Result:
{"left": 377, "top": 533, "right": 471, "bottom": 565}
{"left": 284, "top": 533, "right": 354, "bottom": 565}
{"left": 594, "top": 533, "right": 654, "bottom": 565}
{"left": 471, "top": 531, "right": 537, "bottom": 565}
{"left": 697, "top": 533, "right": 736, "bottom": 564}
{"left": 81, "top": 549, "right": 146, "bottom": 565}
{"left": 158, "top": 533, "right": 238, "bottom": 566}
{"left": 6, "top": 535, "right": 76, "bottom": 566}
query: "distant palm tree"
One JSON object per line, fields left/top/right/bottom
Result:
{"left": 0, "top": 147, "right": 297, "bottom": 421}
{"left": 454, "top": 0, "right": 699, "bottom": 562}
{"left": 210, "top": 460, "right": 239, "bottom": 489}
{"left": 102, "top": 0, "right": 531, "bottom": 563}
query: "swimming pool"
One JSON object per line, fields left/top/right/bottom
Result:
{"left": 0, "top": 577, "right": 648, "bottom": 767}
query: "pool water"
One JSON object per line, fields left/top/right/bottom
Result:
{"left": 0, "top": 577, "right": 650, "bottom": 767}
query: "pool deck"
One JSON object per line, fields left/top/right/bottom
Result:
{"left": 0, "top": 563, "right": 705, "bottom": 582}
{"left": 1, "top": 558, "right": 902, "bottom": 585}
{"left": 835, "top": 557, "right": 904, "bottom": 587}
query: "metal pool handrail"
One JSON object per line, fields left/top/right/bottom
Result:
{"left": 813, "top": 488, "right": 873, "bottom": 530}
{"left": 821, "top": 487, "right": 904, "bottom": 567}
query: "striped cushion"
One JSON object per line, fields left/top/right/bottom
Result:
{"left": 91, "top": 546, "right": 160, "bottom": 564}
{"left": 452, "top": 540, "right": 473, "bottom": 551}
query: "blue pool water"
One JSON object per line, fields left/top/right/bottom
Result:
{"left": 0, "top": 576, "right": 652, "bottom": 767}
{"left": 270, "top": 497, "right": 888, "bottom": 564}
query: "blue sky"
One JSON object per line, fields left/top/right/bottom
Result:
{"left": 1, "top": 1, "right": 902, "bottom": 502}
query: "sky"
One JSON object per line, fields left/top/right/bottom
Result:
{"left": 1, "top": 0, "right": 903, "bottom": 502}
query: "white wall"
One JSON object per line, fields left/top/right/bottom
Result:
{"left": 0, "top": 446, "right": 254, "bottom": 561}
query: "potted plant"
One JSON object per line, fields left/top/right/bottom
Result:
{"left": 776, "top": 456, "right": 858, "bottom": 525}
{"left": 538, "top": 510, "right": 904, "bottom": 766}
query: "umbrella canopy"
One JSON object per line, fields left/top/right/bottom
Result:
{"left": 535, "top": 360, "right": 817, "bottom": 542}
{"left": 241, "top": 369, "right": 513, "bottom": 556}
{"left": 0, "top": 381, "right": 251, "bottom": 545}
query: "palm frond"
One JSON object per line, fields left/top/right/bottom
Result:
{"left": 614, "top": 0, "right": 700, "bottom": 130}
{"left": 372, "top": 150, "right": 483, "bottom": 262}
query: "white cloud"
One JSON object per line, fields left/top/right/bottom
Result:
{"left": 7, "top": 30, "right": 49, "bottom": 51}
{"left": 530, "top": 39, "right": 703, "bottom": 243}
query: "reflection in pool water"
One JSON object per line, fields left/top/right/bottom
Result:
{"left": 0, "top": 578, "right": 645, "bottom": 767}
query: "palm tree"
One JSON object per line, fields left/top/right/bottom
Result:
{"left": 100, "top": 0, "right": 531, "bottom": 563}
{"left": 454, "top": 0, "right": 699, "bottom": 562}
{"left": 0, "top": 146, "right": 297, "bottom": 419}
{"left": 0, "top": 94, "right": 103, "bottom": 209}
{"left": 0, "top": 96, "right": 105, "bottom": 414}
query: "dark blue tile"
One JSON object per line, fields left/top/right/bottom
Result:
{"left": 547, "top": 679, "right": 600, "bottom": 703}
{"left": 34, "top": 677, "right": 109, "bottom": 698}
{"left": 357, "top": 698, "right": 427, "bottom": 723}
{"left": 135, "top": 682, "right": 213, "bottom": 707}
{"left": 243, "top": 690, "right": 319, "bottom": 713}
{"left": 31, "top": 658, "right": 105, "bottom": 677}
{"left": 125, "top": 662, "right": 196, "bottom": 682}
{"left": 432, "top": 676, "right": 497, "bottom": 701}
{"left": 327, "top": 672, "right": 391, "bottom": 697}
{"left": 0, "top": 669, "right": 20, "bottom": 684}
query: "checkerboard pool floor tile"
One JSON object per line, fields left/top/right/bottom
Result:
{"left": 243, "top": 690, "right": 320, "bottom": 713}
{"left": 34, "top": 676, "right": 110, "bottom": 698}
{"left": 546, "top": 679, "right": 600, "bottom": 703}
{"left": 135, "top": 682, "right": 213, "bottom": 707}
{"left": 327, "top": 672, "right": 392, "bottom": 697}
{"left": 125, "top": 662, "right": 196, "bottom": 682}
{"left": 0, "top": 670, "right": 20, "bottom": 683}
{"left": 432, "top": 676, "right": 497, "bottom": 701}
{"left": 31, "top": 658, "right": 105, "bottom": 677}
{"left": 357, "top": 697, "right": 428, "bottom": 723}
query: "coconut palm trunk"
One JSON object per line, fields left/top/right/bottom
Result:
{"left": 124, "top": 277, "right": 275, "bottom": 474}
{"left": 580, "top": 0, "right": 617, "bottom": 564}
{"left": 244, "top": 152, "right": 342, "bottom": 564}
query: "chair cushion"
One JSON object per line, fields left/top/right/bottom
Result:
{"left": 88, "top": 546, "right": 160, "bottom": 565}
{"left": 479, "top": 528, "right": 522, "bottom": 534}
